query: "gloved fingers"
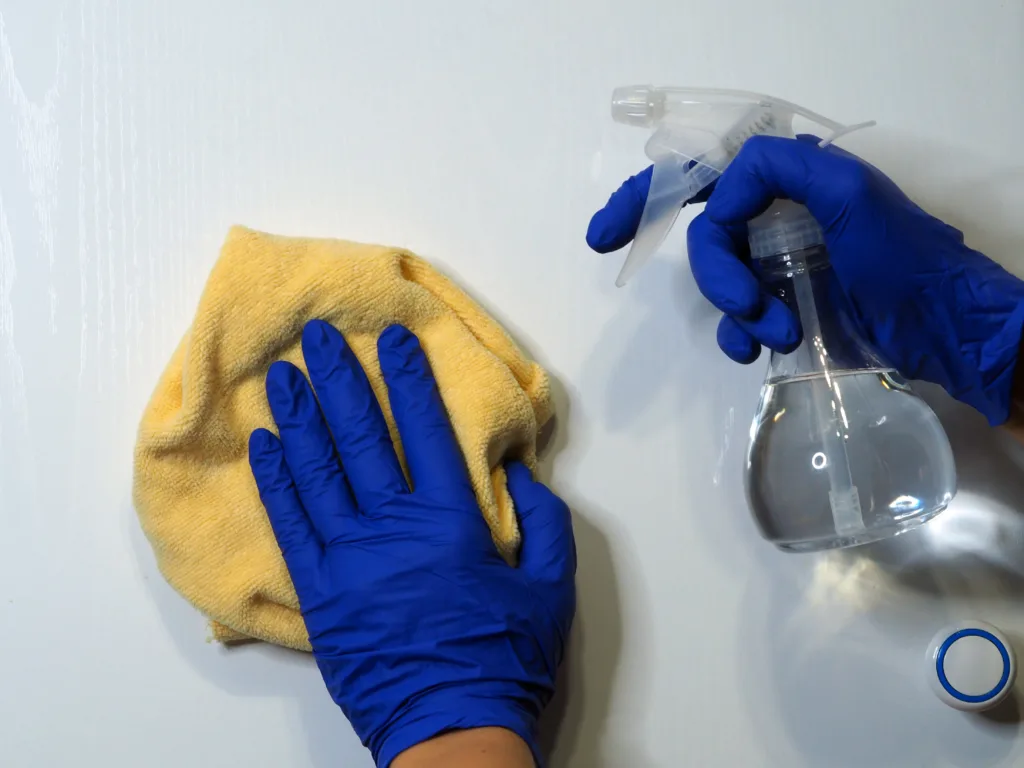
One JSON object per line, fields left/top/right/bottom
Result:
{"left": 586, "top": 166, "right": 652, "bottom": 253}
{"left": 717, "top": 315, "right": 761, "bottom": 364}
{"left": 586, "top": 164, "right": 716, "bottom": 254}
{"left": 687, "top": 212, "right": 798, "bottom": 355}
{"left": 686, "top": 213, "right": 760, "bottom": 318}
{"left": 302, "top": 320, "right": 409, "bottom": 506}
{"left": 377, "top": 325, "right": 474, "bottom": 498}
{"left": 266, "top": 361, "right": 357, "bottom": 544}
{"left": 734, "top": 293, "right": 802, "bottom": 354}
{"left": 705, "top": 135, "right": 842, "bottom": 226}
{"left": 506, "top": 462, "right": 576, "bottom": 582}
{"left": 248, "top": 428, "right": 323, "bottom": 586}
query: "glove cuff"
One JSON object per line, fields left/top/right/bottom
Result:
{"left": 372, "top": 685, "right": 542, "bottom": 768}
{"left": 977, "top": 297, "right": 1024, "bottom": 426}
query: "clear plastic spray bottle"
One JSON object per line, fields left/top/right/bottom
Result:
{"left": 610, "top": 86, "right": 956, "bottom": 552}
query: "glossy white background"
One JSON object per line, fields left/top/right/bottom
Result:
{"left": 2, "top": 1, "right": 1024, "bottom": 766}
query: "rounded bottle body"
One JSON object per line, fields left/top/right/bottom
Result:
{"left": 745, "top": 245, "right": 956, "bottom": 552}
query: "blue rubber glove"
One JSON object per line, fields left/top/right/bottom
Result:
{"left": 248, "top": 320, "right": 575, "bottom": 767}
{"left": 588, "top": 136, "right": 1024, "bottom": 425}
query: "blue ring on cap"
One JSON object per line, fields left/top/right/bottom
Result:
{"left": 936, "top": 628, "right": 1011, "bottom": 704}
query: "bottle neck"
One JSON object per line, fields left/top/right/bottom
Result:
{"left": 756, "top": 244, "right": 832, "bottom": 280}
{"left": 756, "top": 245, "right": 889, "bottom": 380}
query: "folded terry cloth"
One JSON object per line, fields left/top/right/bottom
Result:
{"left": 133, "top": 227, "right": 551, "bottom": 650}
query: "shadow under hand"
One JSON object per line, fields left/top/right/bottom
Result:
{"left": 532, "top": 374, "right": 629, "bottom": 767}
{"left": 538, "top": 510, "right": 624, "bottom": 768}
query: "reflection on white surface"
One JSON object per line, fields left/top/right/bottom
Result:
{"left": 802, "top": 495, "right": 1018, "bottom": 603}
{"left": 786, "top": 491, "right": 1024, "bottom": 653}
{"left": 781, "top": 490, "right": 1024, "bottom": 653}
{"left": 921, "top": 493, "right": 1005, "bottom": 554}
{"left": 804, "top": 550, "right": 885, "bottom": 612}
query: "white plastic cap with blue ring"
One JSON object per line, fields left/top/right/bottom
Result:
{"left": 926, "top": 621, "right": 1016, "bottom": 711}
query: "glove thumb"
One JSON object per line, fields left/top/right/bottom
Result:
{"left": 506, "top": 462, "right": 576, "bottom": 582}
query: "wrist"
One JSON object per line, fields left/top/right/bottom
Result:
{"left": 392, "top": 727, "right": 535, "bottom": 768}
{"left": 372, "top": 684, "right": 542, "bottom": 768}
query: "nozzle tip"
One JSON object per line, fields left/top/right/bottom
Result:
{"left": 612, "top": 85, "right": 665, "bottom": 127}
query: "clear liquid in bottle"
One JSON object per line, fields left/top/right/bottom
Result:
{"left": 747, "top": 368, "right": 956, "bottom": 551}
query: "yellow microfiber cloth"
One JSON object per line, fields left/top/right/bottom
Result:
{"left": 133, "top": 226, "right": 552, "bottom": 650}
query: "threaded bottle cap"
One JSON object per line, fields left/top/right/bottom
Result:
{"left": 748, "top": 200, "right": 825, "bottom": 260}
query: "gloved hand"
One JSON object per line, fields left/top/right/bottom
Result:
{"left": 248, "top": 320, "right": 575, "bottom": 767}
{"left": 588, "top": 136, "right": 1024, "bottom": 425}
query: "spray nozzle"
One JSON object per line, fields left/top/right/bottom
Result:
{"left": 611, "top": 85, "right": 667, "bottom": 127}
{"left": 609, "top": 86, "right": 875, "bottom": 287}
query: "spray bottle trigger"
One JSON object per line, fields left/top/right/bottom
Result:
{"left": 614, "top": 158, "right": 692, "bottom": 287}
{"left": 817, "top": 120, "right": 876, "bottom": 149}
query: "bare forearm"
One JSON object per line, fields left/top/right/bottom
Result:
{"left": 391, "top": 727, "right": 535, "bottom": 768}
